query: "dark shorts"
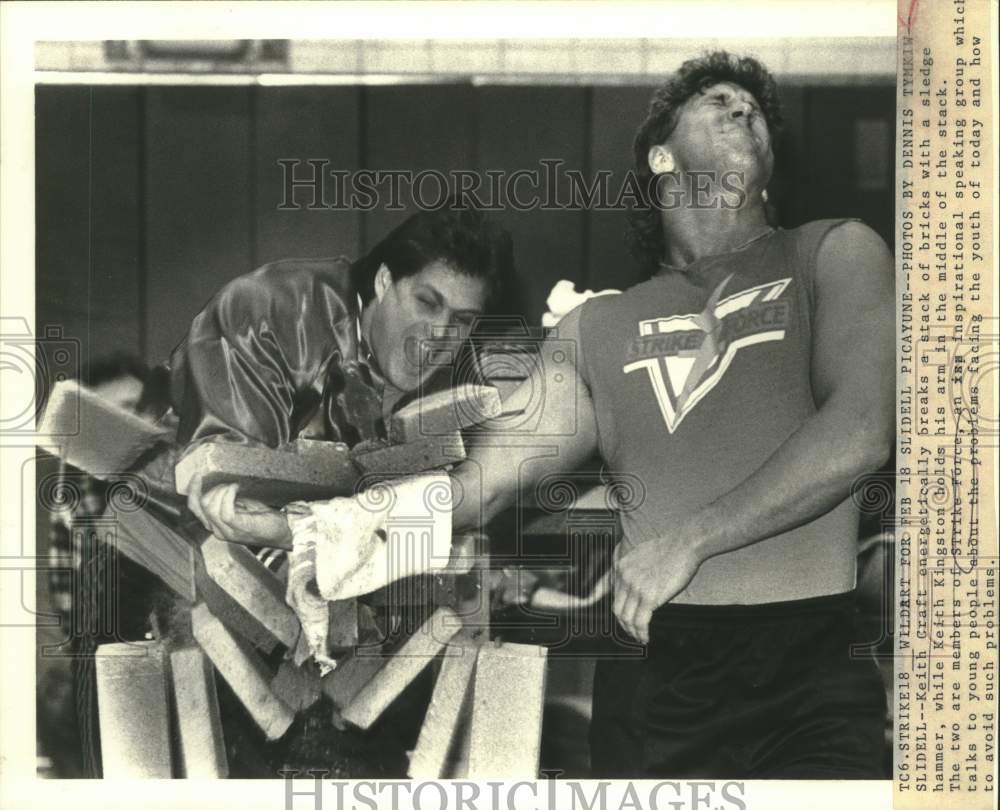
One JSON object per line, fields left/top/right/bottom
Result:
{"left": 590, "top": 590, "right": 887, "bottom": 779}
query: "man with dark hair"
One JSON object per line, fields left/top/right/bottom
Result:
{"left": 206, "top": 52, "right": 893, "bottom": 779}
{"left": 180, "top": 203, "right": 515, "bottom": 528}
{"left": 77, "top": 204, "right": 514, "bottom": 777}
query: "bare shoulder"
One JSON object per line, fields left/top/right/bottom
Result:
{"left": 815, "top": 220, "right": 892, "bottom": 283}
{"left": 548, "top": 302, "right": 585, "bottom": 344}
{"left": 544, "top": 298, "right": 600, "bottom": 374}
{"left": 548, "top": 291, "right": 624, "bottom": 345}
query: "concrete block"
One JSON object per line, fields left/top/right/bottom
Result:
{"left": 340, "top": 607, "right": 461, "bottom": 730}
{"left": 94, "top": 640, "right": 173, "bottom": 778}
{"left": 35, "top": 41, "right": 71, "bottom": 71}
{"left": 37, "top": 380, "right": 172, "bottom": 477}
{"left": 112, "top": 506, "right": 198, "bottom": 602}
{"left": 67, "top": 40, "right": 109, "bottom": 71}
{"left": 175, "top": 438, "right": 358, "bottom": 507}
{"left": 201, "top": 537, "right": 300, "bottom": 650}
{"left": 467, "top": 642, "right": 547, "bottom": 778}
{"left": 191, "top": 603, "right": 295, "bottom": 741}
{"left": 351, "top": 433, "right": 466, "bottom": 477}
{"left": 408, "top": 642, "right": 477, "bottom": 778}
{"left": 170, "top": 645, "right": 228, "bottom": 778}
{"left": 321, "top": 649, "right": 387, "bottom": 710}
{"left": 389, "top": 384, "right": 501, "bottom": 443}
{"left": 193, "top": 553, "right": 278, "bottom": 654}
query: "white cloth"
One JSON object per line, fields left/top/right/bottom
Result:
{"left": 283, "top": 527, "right": 338, "bottom": 674}
{"left": 541, "top": 279, "right": 620, "bottom": 328}
{"left": 284, "top": 474, "right": 453, "bottom": 665}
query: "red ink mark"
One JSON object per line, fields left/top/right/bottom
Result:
{"left": 899, "top": 0, "right": 919, "bottom": 35}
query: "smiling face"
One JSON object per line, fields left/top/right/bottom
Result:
{"left": 367, "top": 261, "right": 489, "bottom": 392}
{"left": 658, "top": 81, "right": 774, "bottom": 189}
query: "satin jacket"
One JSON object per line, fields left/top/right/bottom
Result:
{"left": 168, "top": 257, "right": 386, "bottom": 453}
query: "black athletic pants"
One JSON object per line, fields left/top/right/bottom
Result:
{"left": 590, "top": 591, "right": 887, "bottom": 779}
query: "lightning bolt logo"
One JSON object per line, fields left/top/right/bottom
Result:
{"left": 623, "top": 275, "right": 792, "bottom": 433}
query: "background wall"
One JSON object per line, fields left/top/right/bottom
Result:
{"left": 35, "top": 79, "right": 894, "bottom": 375}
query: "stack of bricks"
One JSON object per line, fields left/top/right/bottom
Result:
{"left": 62, "top": 381, "right": 549, "bottom": 777}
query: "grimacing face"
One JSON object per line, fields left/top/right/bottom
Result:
{"left": 367, "top": 261, "right": 489, "bottom": 392}
{"left": 664, "top": 81, "right": 774, "bottom": 186}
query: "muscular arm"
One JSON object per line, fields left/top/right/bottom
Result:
{"left": 615, "top": 221, "right": 895, "bottom": 641}
{"left": 690, "top": 221, "right": 894, "bottom": 557}
{"left": 451, "top": 305, "right": 599, "bottom": 531}
{"left": 191, "top": 304, "right": 600, "bottom": 543}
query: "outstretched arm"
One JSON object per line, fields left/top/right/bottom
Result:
{"left": 451, "top": 305, "right": 599, "bottom": 531}
{"left": 614, "top": 221, "right": 895, "bottom": 642}
{"left": 194, "top": 305, "right": 600, "bottom": 550}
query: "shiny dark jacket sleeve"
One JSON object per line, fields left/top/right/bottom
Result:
{"left": 168, "top": 258, "right": 359, "bottom": 450}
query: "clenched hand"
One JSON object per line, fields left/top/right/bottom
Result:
{"left": 611, "top": 530, "right": 702, "bottom": 644}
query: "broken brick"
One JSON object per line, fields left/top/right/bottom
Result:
{"left": 111, "top": 505, "right": 198, "bottom": 603}
{"left": 321, "top": 648, "right": 387, "bottom": 710}
{"left": 201, "top": 537, "right": 300, "bottom": 650}
{"left": 340, "top": 607, "right": 461, "bottom": 730}
{"left": 170, "top": 645, "right": 228, "bottom": 778}
{"left": 351, "top": 433, "right": 466, "bottom": 478}
{"left": 388, "top": 384, "right": 501, "bottom": 443}
{"left": 191, "top": 602, "right": 295, "bottom": 741}
{"left": 175, "top": 438, "right": 359, "bottom": 506}
{"left": 38, "top": 380, "right": 173, "bottom": 477}
{"left": 408, "top": 641, "right": 477, "bottom": 778}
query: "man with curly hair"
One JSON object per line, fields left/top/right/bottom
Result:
{"left": 471, "top": 50, "right": 891, "bottom": 778}
{"left": 568, "top": 50, "right": 890, "bottom": 778}
{"left": 210, "top": 52, "right": 894, "bottom": 779}
{"left": 625, "top": 51, "right": 785, "bottom": 273}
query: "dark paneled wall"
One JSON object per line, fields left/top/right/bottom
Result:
{"left": 476, "top": 86, "right": 590, "bottom": 317}
{"left": 255, "top": 87, "right": 363, "bottom": 266}
{"left": 144, "top": 87, "right": 254, "bottom": 363}
{"left": 36, "top": 82, "right": 894, "bottom": 375}
{"left": 37, "top": 87, "right": 143, "bottom": 360}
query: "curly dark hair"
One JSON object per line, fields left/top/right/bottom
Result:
{"left": 351, "top": 200, "right": 515, "bottom": 313}
{"left": 625, "top": 51, "right": 784, "bottom": 273}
